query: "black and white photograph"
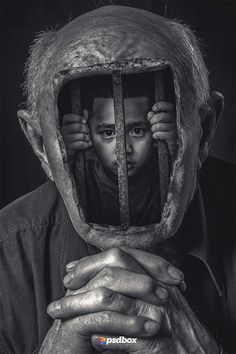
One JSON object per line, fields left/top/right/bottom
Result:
{"left": 0, "top": 1, "right": 235, "bottom": 353}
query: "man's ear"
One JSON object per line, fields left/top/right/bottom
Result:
{"left": 17, "top": 109, "right": 54, "bottom": 181}
{"left": 198, "top": 91, "right": 224, "bottom": 166}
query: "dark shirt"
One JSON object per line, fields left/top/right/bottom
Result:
{"left": 85, "top": 156, "right": 161, "bottom": 226}
{"left": 0, "top": 158, "right": 235, "bottom": 353}
{"left": 0, "top": 182, "right": 98, "bottom": 354}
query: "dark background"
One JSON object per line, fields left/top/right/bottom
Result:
{"left": 0, "top": 0, "right": 235, "bottom": 208}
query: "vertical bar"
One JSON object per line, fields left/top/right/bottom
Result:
{"left": 112, "top": 70, "right": 130, "bottom": 227}
{"left": 70, "top": 81, "right": 87, "bottom": 220}
{"left": 154, "top": 71, "right": 170, "bottom": 210}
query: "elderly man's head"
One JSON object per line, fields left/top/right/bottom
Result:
{"left": 17, "top": 5, "right": 223, "bottom": 250}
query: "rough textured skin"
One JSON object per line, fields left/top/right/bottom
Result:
{"left": 17, "top": 6, "right": 209, "bottom": 251}
{"left": 39, "top": 287, "right": 219, "bottom": 354}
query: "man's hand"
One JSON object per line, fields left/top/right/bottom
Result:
{"left": 60, "top": 110, "right": 92, "bottom": 160}
{"left": 42, "top": 248, "right": 184, "bottom": 354}
{"left": 147, "top": 101, "right": 177, "bottom": 160}
{"left": 43, "top": 248, "right": 220, "bottom": 354}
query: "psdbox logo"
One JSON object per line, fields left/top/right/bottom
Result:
{"left": 97, "top": 336, "right": 137, "bottom": 345}
{"left": 97, "top": 336, "right": 107, "bottom": 345}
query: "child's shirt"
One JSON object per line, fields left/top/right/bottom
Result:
{"left": 83, "top": 149, "right": 161, "bottom": 226}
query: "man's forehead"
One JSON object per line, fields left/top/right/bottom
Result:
{"left": 91, "top": 96, "right": 150, "bottom": 125}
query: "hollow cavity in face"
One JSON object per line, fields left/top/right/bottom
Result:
{"left": 88, "top": 96, "right": 154, "bottom": 179}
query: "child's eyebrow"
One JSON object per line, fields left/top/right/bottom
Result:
{"left": 97, "top": 123, "right": 115, "bottom": 129}
{"left": 126, "top": 121, "right": 149, "bottom": 130}
{"left": 97, "top": 120, "right": 149, "bottom": 130}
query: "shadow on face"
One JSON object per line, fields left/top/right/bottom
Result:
{"left": 89, "top": 96, "right": 154, "bottom": 178}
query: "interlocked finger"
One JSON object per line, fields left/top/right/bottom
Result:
{"left": 68, "top": 311, "right": 161, "bottom": 338}
{"left": 64, "top": 247, "right": 146, "bottom": 290}
{"left": 70, "top": 267, "right": 169, "bottom": 305}
{"left": 48, "top": 286, "right": 163, "bottom": 321}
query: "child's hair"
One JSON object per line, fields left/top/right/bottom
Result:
{"left": 81, "top": 72, "right": 155, "bottom": 115}
{"left": 58, "top": 72, "right": 155, "bottom": 124}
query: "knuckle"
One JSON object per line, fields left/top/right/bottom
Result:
{"left": 58, "top": 298, "right": 67, "bottom": 311}
{"left": 150, "top": 116, "right": 158, "bottom": 125}
{"left": 78, "top": 140, "right": 85, "bottom": 146}
{"left": 101, "top": 311, "right": 113, "bottom": 324}
{"left": 151, "top": 123, "right": 159, "bottom": 131}
{"left": 96, "top": 287, "right": 115, "bottom": 306}
{"left": 152, "top": 113, "right": 158, "bottom": 119}
{"left": 107, "top": 247, "right": 123, "bottom": 264}
{"left": 127, "top": 298, "right": 139, "bottom": 315}
{"left": 153, "top": 131, "right": 160, "bottom": 138}
{"left": 100, "top": 266, "right": 115, "bottom": 283}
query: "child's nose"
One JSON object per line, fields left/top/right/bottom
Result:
{"left": 126, "top": 138, "right": 133, "bottom": 154}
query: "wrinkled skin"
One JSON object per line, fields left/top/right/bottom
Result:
{"left": 41, "top": 248, "right": 220, "bottom": 354}
{"left": 17, "top": 5, "right": 224, "bottom": 353}
{"left": 17, "top": 5, "right": 223, "bottom": 250}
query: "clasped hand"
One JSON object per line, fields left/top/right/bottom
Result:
{"left": 47, "top": 247, "right": 185, "bottom": 353}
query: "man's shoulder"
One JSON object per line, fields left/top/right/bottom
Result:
{"left": 0, "top": 181, "right": 67, "bottom": 242}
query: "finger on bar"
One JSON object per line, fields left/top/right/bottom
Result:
{"left": 154, "top": 70, "right": 170, "bottom": 210}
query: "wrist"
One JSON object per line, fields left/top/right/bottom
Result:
{"left": 39, "top": 320, "right": 95, "bottom": 354}
{"left": 166, "top": 287, "right": 219, "bottom": 354}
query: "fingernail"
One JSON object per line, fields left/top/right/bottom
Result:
{"left": 66, "top": 262, "right": 76, "bottom": 271}
{"left": 144, "top": 320, "right": 160, "bottom": 333}
{"left": 155, "top": 287, "right": 168, "bottom": 300}
{"left": 153, "top": 103, "right": 159, "bottom": 111}
{"left": 168, "top": 265, "right": 184, "bottom": 281}
{"left": 63, "top": 271, "right": 74, "bottom": 285}
{"left": 180, "top": 280, "right": 187, "bottom": 292}
{"left": 47, "top": 302, "right": 59, "bottom": 315}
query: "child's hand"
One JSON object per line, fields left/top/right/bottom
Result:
{"left": 61, "top": 110, "right": 92, "bottom": 160}
{"left": 147, "top": 101, "right": 177, "bottom": 160}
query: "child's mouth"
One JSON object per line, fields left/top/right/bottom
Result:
{"left": 114, "top": 162, "right": 135, "bottom": 169}
{"left": 127, "top": 162, "right": 134, "bottom": 169}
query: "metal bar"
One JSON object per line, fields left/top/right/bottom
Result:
{"left": 112, "top": 70, "right": 130, "bottom": 227}
{"left": 154, "top": 71, "right": 170, "bottom": 210}
{"left": 70, "top": 81, "right": 87, "bottom": 220}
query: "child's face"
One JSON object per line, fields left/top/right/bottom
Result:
{"left": 89, "top": 96, "right": 153, "bottom": 178}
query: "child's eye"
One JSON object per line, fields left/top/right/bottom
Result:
{"left": 130, "top": 127, "right": 145, "bottom": 137}
{"left": 102, "top": 129, "right": 116, "bottom": 138}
